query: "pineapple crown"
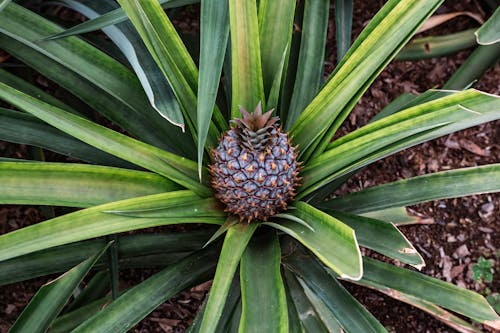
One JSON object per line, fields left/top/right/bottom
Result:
{"left": 232, "top": 102, "right": 279, "bottom": 151}
{"left": 232, "top": 102, "right": 278, "bottom": 131}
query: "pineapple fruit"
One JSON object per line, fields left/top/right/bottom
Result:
{"left": 209, "top": 103, "right": 300, "bottom": 222}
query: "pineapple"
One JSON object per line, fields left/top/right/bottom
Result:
{"left": 209, "top": 103, "right": 300, "bottom": 222}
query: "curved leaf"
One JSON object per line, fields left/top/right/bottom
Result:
{"left": 199, "top": 222, "right": 258, "bottom": 333}
{"left": 0, "top": 191, "right": 224, "bottom": 262}
{"left": 475, "top": 7, "right": 500, "bottom": 45}
{"left": 72, "top": 247, "right": 219, "bottom": 333}
{"left": 239, "top": 232, "right": 288, "bottom": 333}
{"left": 266, "top": 201, "right": 362, "bottom": 280}
{"left": 9, "top": 244, "right": 110, "bottom": 333}
{"left": 327, "top": 211, "right": 424, "bottom": 268}
{"left": 396, "top": 29, "right": 476, "bottom": 60}
{"left": 57, "top": 0, "right": 186, "bottom": 133}
{"left": 319, "top": 164, "right": 500, "bottom": 214}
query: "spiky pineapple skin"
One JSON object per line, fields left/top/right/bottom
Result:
{"left": 210, "top": 124, "right": 300, "bottom": 222}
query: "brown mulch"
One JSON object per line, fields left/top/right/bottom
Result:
{"left": 1, "top": 0, "right": 499, "bottom": 332}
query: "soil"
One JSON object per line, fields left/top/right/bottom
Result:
{"left": 0, "top": 1, "right": 498, "bottom": 332}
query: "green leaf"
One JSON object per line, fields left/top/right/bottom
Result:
{"left": 0, "top": 191, "right": 224, "bottom": 262}
{"left": 0, "top": 3, "right": 190, "bottom": 154}
{"left": 300, "top": 89, "right": 500, "bottom": 198}
{"left": 396, "top": 29, "right": 476, "bottom": 60}
{"left": 0, "top": 161, "right": 179, "bottom": 207}
{"left": 266, "top": 201, "right": 362, "bottom": 280}
{"left": 117, "top": 0, "right": 224, "bottom": 147}
{"left": 285, "top": 0, "right": 329, "bottom": 129}
{"left": 475, "top": 7, "right": 500, "bottom": 45}
{"left": 197, "top": 0, "right": 230, "bottom": 177}
{"left": 290, "top": 0, "right": 444, "bottom": 160}
{"left": 335, "top": 0, "right": 353, "bottom": 62}
{"left": 0, "top": 82, "right": 211, "bottom": 196}
{"left": 200, "top": 223, "right": 258, "bottom": 333}
{"left": 48, "top": 296, "right": 112, "bottom": 333}
{"left": 187, "top": 276, "right": 241, "bottom": 333}
{"left": 72, "top": 247, "right": 219, "bottom": 333}
{"left": 43, "top": 0, "right": 199, "bottom": 40}
{"left": 0, "top": 0, "right": 11, "bottom": 12}
{"left": 284, "top": 270, "right": 328, "bottom": 333}
{"left": 319, "top": 164, "right": 500, "bottom": 214}
{"left": 358, "top": 258, "right": 500, "bottom": 329}
{"left": 0, "top": 231, "right": 212, "bottom": 285}
{"left": 444, "top": 44, "right": 500, "bottom": 90}
{"left": 57, "top": 0, "right": 186, "bottom": 134}
{"left": 283, "top": 243, "right": 387, "bottom": 333}
{"left": 258, "top": 0, "right": 296, "bottom": 98}
{"left": 352, "top": 279, "right": 483, "bottom": 333}
{"left": 0, "top": 68, "right": 79, "bottom": 115}
{"left": 0, "top": 108, "right": 133, "bottom": 168}
{"left": 299, "top": 278, "right": 343, "bottom": 333}
{"left": 239, "top": 232, "right": 288, "bottom": 333}
{"left": 66, "top": 270, "right": 111, "bottom": 312}
{"left": 327, "top": 211, "right": 424, "bottom": 268}
{"left": 9, "top": 243, "right": 110, "bottom": 333}
{"left": 229, "top": 0, "right": 264, "bottom": 117}
{"left": 360, "top": 207, "right": 422, "bottom": 226}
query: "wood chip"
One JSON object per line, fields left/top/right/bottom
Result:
{"left": 459, "top": 139, "right": 490, "bottom": 156}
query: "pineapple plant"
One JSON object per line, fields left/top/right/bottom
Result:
{"left": 0, "top": 0, "right": 499, "bottom": 332}
{"left": 210, "top": 103, "right": 300, "bottom": 222}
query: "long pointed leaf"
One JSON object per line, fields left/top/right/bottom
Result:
{"left": 0, "top": 82, "right": 211, "bottom": 196}
{"left": 57, "top": 0, "right": 186, "bottom": 134}
{"left": 0, "top": 108, "right": 133, "bottom": 168}
{"left": 283, "top": 242, "right": 387, "bottom": 333}
{"left": 258, "top": 0, "right": 296, "bottom": 97}
{"left": 72, "top": 247, "right": 219, "bottom": 333}
{"left": 319, "top": 164, "right": 500, "bottom": 214}
{"left": 0, "top": 191, "right": 224, "bottom": 262}
{"left": 239, "top": 232, "right": 288, "bottom": 333}
{"left": 327, "top": 211, "right": 424, "bottom": 268}
{"left": 266, "top": 201, "right": 362, "bottom": 280}
{"left": 9, "top": 243, "right": 110, "bottom": 333}
{"left": 351, "top": 279, "right": 483, "bottom": 333}
{"left": 0, "top": 231, "right": 212, "bottom": 286}
{"left": 229, "top": 0, "right": 264, "bottom": 117}
{"left": 0, "top": 161, "right": 179, "bottom": 207}
{"left": 285, "top": 0, "right": 329, "bottom": 129}
{"left": 197, "top": 0, "right": 230, "bottom": 177}
{"left": 359, "top": 258, "right": 500, "bottom": 329}
{"left": 300, "top": 89, "right": 500, "bottom": 198}
{"left": 199, "top": 222, "right": 258, "bottom": 333}
{"left": 44, "top": 0, "right": 200, "bottom": 40}
{"left": 117, "top": 0, "right": 224, "bottom": 148}
{"left": 335, "top": 0, "right": 353, "bottom": 62}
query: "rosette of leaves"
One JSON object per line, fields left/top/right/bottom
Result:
{"left": 0, "top": 0, "right": 499, "bottom": 332}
